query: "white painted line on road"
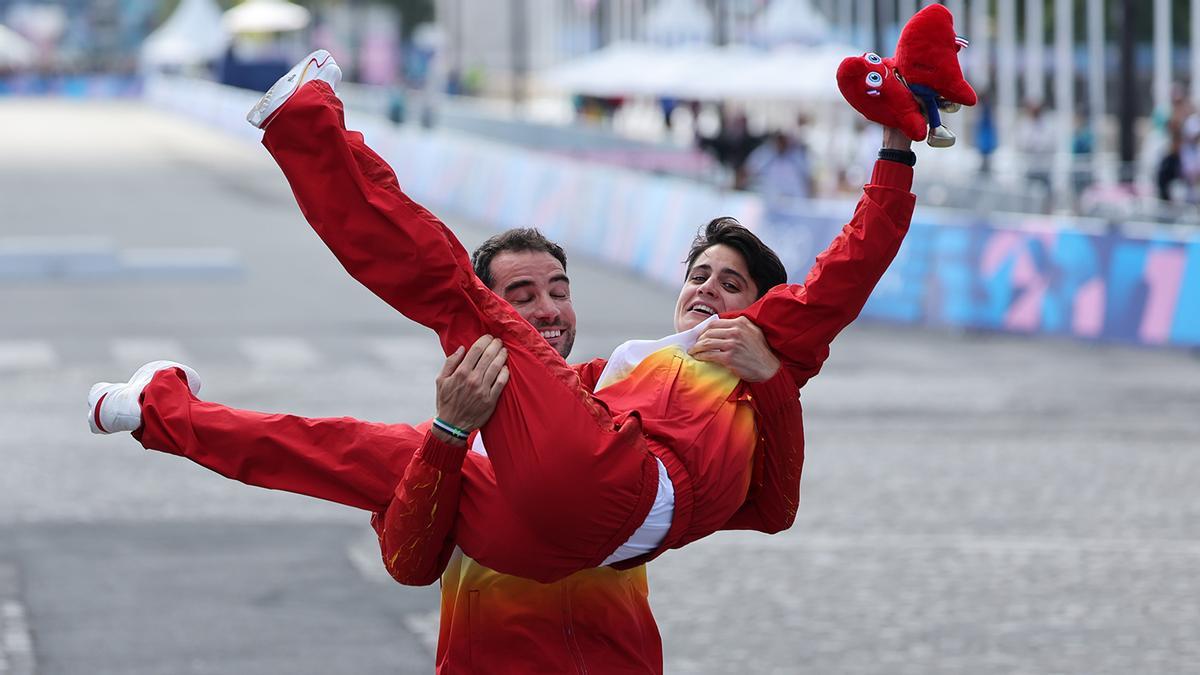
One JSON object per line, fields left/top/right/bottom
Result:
{"left": 367, "top": 336, "right": 437, "bottom": 370}
{"left": 0, "top": 563, "right": 35, "bottom": 675}
{"left": 345, "top": 527, "right": 391, "bottom": 585}
{"left": 0, "top": 341, "right": 56, "bottom": 372}
{"left": 403, "top": 609, "right": 439, "bottom": 658}
{"left": 708, "top": 532, "right": 1200, "bottom": 557}
{"left": 1, "top": 601, "right": 35, "bottom": 675}
{"left": 0, "top": 236, "right": 117, "bottom": 281}
{"left": 120, "top": 248, "right": 242, "bottom": 281}
{"left": 345, "top": 528, "right": 438, "bottom": 659}
{"left": 240, "top": 337, "right": 320, "bottom": 370}
{"left": 111, "top": 338, "right": 189, "bottom": 368}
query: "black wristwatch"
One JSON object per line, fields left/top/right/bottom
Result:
{"left": 878, "top": 148, "right": 917, "bottom": 167}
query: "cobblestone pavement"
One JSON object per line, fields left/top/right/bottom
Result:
{"left": 2, "top": 99, "right": 1199, "bottom": 674}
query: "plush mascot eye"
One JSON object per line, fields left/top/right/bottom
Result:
{"left": 866, "top": 71, "right": 883, "bottom": 87}
{"left": 865, "top": 53, "right": 883, "bottom": 64}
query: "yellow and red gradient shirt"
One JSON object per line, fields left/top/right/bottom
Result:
{"left": 374, "top": 358, "right": 803, "bottom": 674}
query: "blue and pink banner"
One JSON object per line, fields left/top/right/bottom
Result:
{"left": 863, "top": 217, "right": 1200, "bottom": 347}
{"left": 0, "top": 74, "right": 142, "bottom": 97}
{"left": 147, "top": 75, "right": 1200, "bottom": 349}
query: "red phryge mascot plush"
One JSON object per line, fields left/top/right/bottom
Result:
{"left": 837, "top": 52, "right": 928, "bottom": 142}
{"left": 838, "top": 3, "right": 977, "bottom": 147}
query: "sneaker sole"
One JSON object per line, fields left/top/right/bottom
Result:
{"left": 247, "top": 50, "right": 336, "bottom": 129}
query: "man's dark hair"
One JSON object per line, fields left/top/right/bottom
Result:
{"left": 685, "top": 217, "right": 787, "bottom": 298}
{"left": 472, "top": 228, "right": 568, "bottom": 289}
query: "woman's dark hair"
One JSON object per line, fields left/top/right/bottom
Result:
{"left": 471, "top": 228, "right": 568, "bottom": 290}
{"left": 684, "top": 217, "right": 786, "bottom": 298}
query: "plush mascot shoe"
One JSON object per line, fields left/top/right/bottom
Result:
{"left": 88, "top": 361, "right": 201, "bottom": 434}
{"left": 927, "top": 125, "right": 957, "bottom": 148}
{"left": 246, "top": 49, "right": 342, "bottom": 129}
{"left": 938, "top": 99, "right": 962, "bottom": 114}
{"left": 837, "top": 52, "right": 928, "bottom": 142}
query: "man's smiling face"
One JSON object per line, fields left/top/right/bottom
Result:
{"left": 673, "top": 244, "right": 759, "bottom": 332}
{"left": 489, "top": 250, "right": 577, "bottom": 358}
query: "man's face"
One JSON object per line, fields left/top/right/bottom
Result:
{"left": 489, "top": 250, "right": 577, "bottom": 358}
{"left": 673, "top": 244, "right": 759, "bottom": 332}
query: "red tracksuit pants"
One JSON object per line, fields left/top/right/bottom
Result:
{"left": 264, "top": 82, "right": 661, "bottom": 582}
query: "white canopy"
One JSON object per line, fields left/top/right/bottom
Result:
{"left": 140, "top": 0, "right": 228, "bottom": 70}
{"left": 753, "top": 0, "right": 832, "bottom": 47}
{"left": 0, "top": 24, "right": 36, "bottom": 68}
{"left": 642, "top": 0, "right": 713, "bottom": 46}
{"left": 223, "top": 0, "right": 310, "bottom": 34}
{"left": 540, "top": 41, "right": 858, "bottom": 103}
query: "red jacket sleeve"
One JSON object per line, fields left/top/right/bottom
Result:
{"left": 372, "top": 431, "right": 469, "bottom": 586}
{"left": 738, "top": 160, "right": 915, "bottom": 387}
{"left": 571, "top": 358, "right": 608, "bottom": 393}
{"left": 134, "top": 368, "right": 422, "bottom": 513}
{"left": 374, "top": 361, "right": 606, "bottom": 586}
{"left": 721, "top": 367, "right": 803, "bottom": 533}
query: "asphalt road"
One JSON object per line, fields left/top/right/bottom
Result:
{"left": 2, "top": 99, "right": 1199, "bottom": 675}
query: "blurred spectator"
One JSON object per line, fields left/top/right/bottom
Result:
{"left": 1071, "top": 110, "right": 1095, "bottom": 155}
{"left": 659, "top": 96, "right": 678, "bottom": 129}
{"left": 1180, "top": 115, "right": 1200, "bottom": 204}
{"left": 744, "top": 129, "right": 814, "bottom": 202}
{"left": 575, "top": 95, "right": 625, "bottom": 126}
{"left": 696, "top": 110, "right": 764, "bottom": 189}
{"left": 1016, "top": 100, "right": 1055, "bottom": 209}
{"left": 1156, "top": 86, "right": 1198, "bottom": 202}
{"left": 1071, "top": 109, "right": 1095, "bottom": 197}
{"left": 975, "top": 93, "right": 998, "bottom": 174}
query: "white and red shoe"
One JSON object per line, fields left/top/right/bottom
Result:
{"left": 88, "top": 361, "right": 201, "bottom": 434}
{"left": 246, "top": 49, "right": 342, "bottom": 129}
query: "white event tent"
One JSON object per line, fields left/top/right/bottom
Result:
{"left": 540, "top": 0, "right": 854, "bottom": 104}
{"left": 140, "top": 0, "right": 228, "bottom": 71}
{"left": 752, "top": 0, "right": 833, "bottom": 47}
{"left": 642, "top": 0, "right": 714, "bottom": 46}
{"left": 539, "top": 41, "right": 855, "bottom": 104}
{"left": 0, "top": 23, "right": 36, "bottom": 68}
{"left": 222, "top": 0, "right": 311, "bottom": 34}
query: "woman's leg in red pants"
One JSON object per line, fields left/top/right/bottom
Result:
{"left": 261, "top": 82, "right": 658, "bottom": 573}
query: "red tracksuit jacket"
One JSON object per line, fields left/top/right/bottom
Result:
{"left": 136, "top": 358, "right": 801, "bottom": 674}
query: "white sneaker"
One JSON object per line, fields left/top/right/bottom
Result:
{"left": 88, "top": 361, "right": 202, "bottom": 434}
{"left": 246, "top": 49, "right": 342, "bottom": 129}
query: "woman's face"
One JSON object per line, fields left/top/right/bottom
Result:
{"left": 674, "top": 244, "right": 759, "bottom": 332}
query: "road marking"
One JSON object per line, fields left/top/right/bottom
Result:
{"left": 403, "top": 609, "right": 439, "bottom": 658}
{"left": 120, "top": 248, "right": 242, "bottom": 281}
{"left": 111, "top": 338, "right": 189, "bottom": 368}
{"left": 345, "top": 528, "right": 437, "bottom": 658}
{"left": 240, "top": 337, "right": 320, "bottom": 370}
{"left": 0, "top": 564, "right": 35, "bottom": 675}
{"left": 709, "top": 532, "right": 1200, "bottom": 557}
{"left": 0, "top": 341, "right": 56, "bottom": 372}
{"left": 367, "top": 336, "right": 437, "bottom": 370}
{"left": 345, "top": 527, "right": 391, "bottom": 585}
{"left": 0, "top": 236, "right": 115, "bottom": 282}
